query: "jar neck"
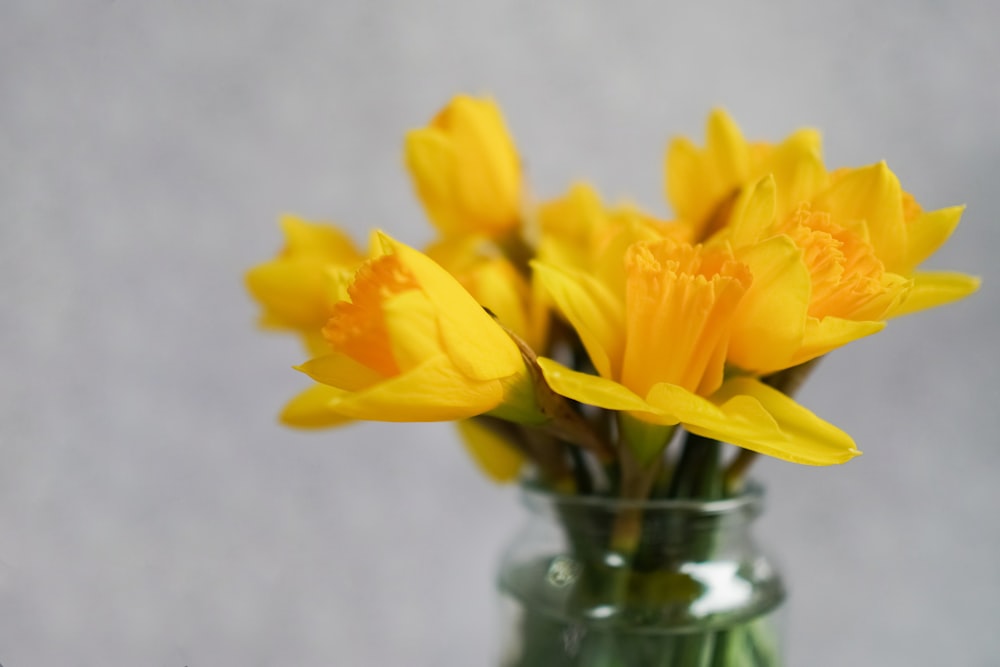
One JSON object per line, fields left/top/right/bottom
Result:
{"left": 519, "top": 482, "right": 764, "bottom": 523}
{"left": 518, "top": 482, "right": 765, "bottom": 562}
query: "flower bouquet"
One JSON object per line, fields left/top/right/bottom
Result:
{"left": 246, "top": 95, "right": 978, "bottom": 666}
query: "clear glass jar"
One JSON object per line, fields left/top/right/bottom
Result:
{"left": 497, "top": 483, "right": 785, "bottom": 666}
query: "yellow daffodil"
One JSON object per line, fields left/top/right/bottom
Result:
{"left": 282, "top": 232, "right": 542, "bottom": 427}
{"left": 712, "top": 177, "right": 900, "bottom": 373}
{"left": 715, "top": 166, "right": 979, "bottom": 373}
{"left": 534, "top": 237, "right": 859, "bottom": 466}
{"left": 666, "top": 109, "right": 827, "bottom": 241}
{"left": 536, "top": 183, "right": 687, "bottom": 292}
{"left": 812, "top": 162, "right": 980, "bottom": 317}
{"left": 405, "top": 95, "right": 523, "bottom": 239}
{"left": 245, "top": 215, "right": 365, "bottom": 355}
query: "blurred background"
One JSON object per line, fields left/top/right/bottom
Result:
{"left": 2, "top": 1, "right": 998, "bottom": 664}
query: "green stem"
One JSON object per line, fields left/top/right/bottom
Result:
{"left": 723, "top": 449, "right": 757, "bottom": 495}
{"left": 667, "top": 432, "right": 722, "bottom": 500}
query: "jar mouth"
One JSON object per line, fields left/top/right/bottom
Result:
{"left": 519, "top": 480, "right": 765, "bottom": 516}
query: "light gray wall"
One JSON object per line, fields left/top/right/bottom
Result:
{"left": 2, "top": 1, "right": 998, "bottom": 665}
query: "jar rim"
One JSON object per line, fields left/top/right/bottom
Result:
{"left": 518, "top": 479, "right": 765, "bottom": 515}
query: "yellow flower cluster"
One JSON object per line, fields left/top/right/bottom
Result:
{"left": 248, "top": 95, "right": 979, "bottom": 481}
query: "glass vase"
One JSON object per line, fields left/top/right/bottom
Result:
{"left": 496, "top": 483, "right": 785, "bottom": 666}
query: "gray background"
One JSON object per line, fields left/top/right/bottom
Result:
{"left": 2, "top": 1, "right": 999, "bottom": 665}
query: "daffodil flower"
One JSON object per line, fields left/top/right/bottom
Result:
{"left": 715, "top": 166, "right": 979, "bottom": 372}
{"left": 245, "top": 215, "right": 364, "bottom": 355}
{"left": 536, "top": 183, "right": 686, "bottom": 293}
{"left": 282, "top": 232, "right": 542, "bottom": 427}
{"left": 812, "top": 162, "right": 980, "bottom": 317}
{"left": 713, "top": 176, "right": 902, "bottom": 373}
{"left": 534, "top": 238, "right": 860, "bottom": 466}
{"left": 666, "top": 109, "right": 827, "bottom": 240}
{"left": 405, "top": 95, "right": 523, "bottom": 239}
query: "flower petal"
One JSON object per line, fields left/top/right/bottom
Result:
{"left": 817, "top": 162, "right": 906, "bottom": 270}
{"left": 706, "top": 108, "right": 750, "bottom": 186}
{"left": 246, "top": 260, "right": 331, "bottom": 328}
{"left": 536, "top": 357, "right": 657, "bottom": 415}
{"left": 382, "top": 288, "right": 442, "bottom": 372}
{"left": 728, "top": 235, "right": 810, "bottom": 373}
{"left": 766, "top": 130, "right": 827, "bottom": 219}
{"left": 711, "top": 377, "right": 860, "bottom": 465}
{"left": 665, "top": 137, "right": 709, "bottom": 224}
{"left": 532, "top": 262, "right": 624, "bottom": 380}
{"left": 792, "top": 316, "right": 885, "bottom": 366}
{"left": 318, "top": 354, "right": 505, "bottom": 422}
{"left": 726, "top": 175, "right": 778, "bottom": 248}
{"left": 888, "top": 271, "right": 981, "bottom": 318}
{"left": 279, "top": 215, "right": 362, "bottom": 262}
{"left": 379, "top": 233, "right": 523, "bottom": 380}
{"left": 295, "top": 351, "right": 388, "bottom": 391}
{"left": 901, "top": 205, "right": 965, "bottom": 274}
{"left": 456, "top": 419, "right": 525, "bottom": 483}
{"left": 404, "top": 129, "right": 461, "bottom": 233}
{"left": 280, "top": 384, "right": 353, "bottom": 429}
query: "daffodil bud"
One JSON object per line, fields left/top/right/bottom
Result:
{"left": 405, "top": 95, "right": 523, "bottom": 239}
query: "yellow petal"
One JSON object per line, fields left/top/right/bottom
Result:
{"left": 817, "top": 162, "right": 906, "bottom": 270}
{"left": 404, "top": 129, "right": 461, "bottom": 234}
{"left": 381, "top": 289, "right": 441, "bottom": 372}
{"left": 279, "top": 215, "right": 362, "bottom": 262}
{"left": 710, "top": 378, "right": 860, "bottom": 465}
{"left": 456, "top": 419, "right": 525, "bottom": 483}
{"left": 245, "top": 260, "right": 331, "bottom": 328}
{"left": 888, "top": 271, "right": 981, "bottom": 318}
{"left": 793, "top": 316, "right": 885, "bottom": 366}
{"left": 318, "top": 354, "right": 504, "bottom": 422}
{"left": 295, "top": 351, "right": 387, "bottom": 391}
{"left": 902, "top": 205, "right": 965, "bottom": 274}
{"left": 464, "top": 259, "right": 533, "bottom": 347}
{"left": 706, "top": 109, "right": 750, "bottom": 186}
{"left": 728, "top": 235, "right": 810, "bottom": 373}
{"left": 644, "top": 379, "right": 859, "bottom": 465}
{"left": 536, "top": 357, "right": 658, "bottom": 415}
{"left": 280, "top": 384, "right": 353, "bottom": 429}
{"left": 445, "top": 96, "right": 521, "bottom": 221}
{"left": 532, "top": 262, "right": 624, "bottom": 380}
{"left": 726, "top": 175, "right": 778, "bottom": 248}
{"left": 765, "top": 130, "right": 827, "bottom": 219}
{"left": 644, "top": 381, "right": 742, "bottom": 430}
{"left": 379, "top": 233, "right": 523, "bottom": 380}
{"left": 665, "top": 136, "right": 710, "bottom": 223}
